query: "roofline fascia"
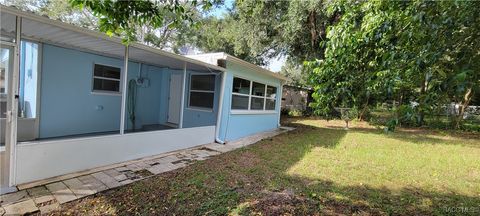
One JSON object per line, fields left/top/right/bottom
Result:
{"left": 225, "top": 55, "right": 289, "bottom": 81}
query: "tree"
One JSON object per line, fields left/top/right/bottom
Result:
{"left": 176, "top": 0, "right": 335, "bottom": 78}
{"left": 69, "top": 0, "right": 214, "bottom": 45}
{"left": 2, "top": 0, "right": 97, "bottom": 28}
{"left": 306, "top": 0, "right": 480, "bottom": 128}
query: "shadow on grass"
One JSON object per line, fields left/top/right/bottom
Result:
{"left": 47, "top": 120, "right": 480, "bottom": 216}
{"left": 235, "top": 124, "right": 480, "bottom": 215}
{"left": 303, "top": 121, "right": 480, "bottom": 149}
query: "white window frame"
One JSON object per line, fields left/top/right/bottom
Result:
{"left": 91, "top": 63, "right": 122, "bottom": 95}
{"left": 188, "top": 74, "right": 216, "bottom": 111}
{"left": 265, "top": 85, "right": 277, "bottom": 111}
{"left": 231, "top": 76, "right": 278, "bottom": 114}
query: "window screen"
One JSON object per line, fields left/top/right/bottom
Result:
{"left": 231, "top": 95, "right": 249, "bottom": 110}
{"left": 252, "top": 82, "right": 265, "bottom": 96}
{"left": 232, "top": 77, "right": 250, "bottom": 94}
{"left": 92, "top": 64, "right": 121, "bottom": 93}
{"left": 189, "top": 74, "right": 215, "bottom": 109}
{"left": 231, "top": 76, "right": 279, "bottom": 111}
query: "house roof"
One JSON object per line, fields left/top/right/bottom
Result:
{"left": 186, "top": 52, "right": 289, "bottom": 81}
{"left": 0, "top": 5, "right": 226, "bottom": 72}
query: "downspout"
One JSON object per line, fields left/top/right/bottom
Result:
{"left": 215, "top": 71, "right": 227, "bottom": 144}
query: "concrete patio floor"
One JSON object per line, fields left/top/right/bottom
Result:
{"left": 0, "top": 127, "right": 293, "bottom": 215}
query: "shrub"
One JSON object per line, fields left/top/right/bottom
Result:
{"left": 288, "top": 109, "right": 304, "bottom": 117}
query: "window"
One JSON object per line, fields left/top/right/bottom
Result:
{"left": 189, "top": 74, "right": 215, "bottom": 109}
{"left": 265, "top": 86, "right": 277, "bottom": 110}
{"left": 231, "top": 77, "right": 250, "bottom": 110}
{"left": 92, "top": 64, "right": 121, "bottom": 93}
{"left": 19, "top": 41, "right": 40, "bottom": 118}
{"left": 232, "top": 77, "right": 250, "bottom": 94}
{"left": 231, "top": 76, "right": 278, "bottom": 112}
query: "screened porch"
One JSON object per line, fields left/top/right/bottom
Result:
{"left": 1, "top": 6, "right": 226, "bottom": 186}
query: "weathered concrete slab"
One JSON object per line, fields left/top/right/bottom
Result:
{"left": 26, "top": 186, "right": 55, "bottom": 206}
{"left": 203, "top": 143, "right": 233, "bottom": 153}
{"left": 0, "top": 190, "right": 29, "bottom": 206}
{"left": 147, "top": 163, "right": 177, "bottom": 175}
{"left": 115, "top": 166, "right": 130, "bottom": 172}
{"left": 125, "top": 163, "right": 142, "bottom": 171}
{"left": 39, "top": 201, "right": 60, "bottom": 214}
{"left": 45, "top": 182, "right": 77, "bottom": 204}
{"left": 158, "top": 155, "right": 180, "bottom": 163}
{"left": 3, "top": 199, "right": 38, "bottom": 215}
{"left": 118, "top": 179, "right": 134, "bottom": 186}
{"left": 77, "top": 175, "right": 108, "bottom": 193}
{"left": 91, "top": 172, "right": 121, "bottom": 189}
{"left": 113, "top": 174, "right": 128, "bottom": 182}
{"left": 134, "top": 161, "right": 151, "bottom": 169}
{"left": 63, "top": 178, "right": 95, "bottom": 198}
{"left": 103, "top": 169, "right": 122, "bottom": 178}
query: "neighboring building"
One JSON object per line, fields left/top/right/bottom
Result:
{"left": 0, "top": 7, "right": 287, "bottom": 193}
{"left": 281, "top": 85, "right": 312, "bottom": 113}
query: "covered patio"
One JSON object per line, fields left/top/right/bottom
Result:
{"left": 1, "top": 6, "right": 226, "bottom": 189}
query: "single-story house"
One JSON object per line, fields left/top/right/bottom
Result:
{"left": 0, "top": 6, "right": 287, "bottom": 193}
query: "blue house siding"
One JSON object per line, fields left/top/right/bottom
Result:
{"left": 40, "top": 44, "right": 127, "bottom": 138}
{"left": 125, "top": 64, "right": 164, "bottom": 130}
{"left": 219, "top": 61, "right": 283, "bottom": 141}
{"left": 182, "top": 71, "right": 221, "bottom": 128}
{"left": 39, "top": 44, "right": 219, "bottom": 139}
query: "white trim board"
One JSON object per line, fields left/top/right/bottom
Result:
{"left": 15, "top": 126, "right": 216, "bottom": 184}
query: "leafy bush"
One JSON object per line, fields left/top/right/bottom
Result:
{"left": 396, "top": 105, "right": 419, "bottom": 126}
{"left": 385, "top": 118, "right": 399, "bottom": 132}
{"left": 288, "top": 109, "right": 304, "bottom": 117}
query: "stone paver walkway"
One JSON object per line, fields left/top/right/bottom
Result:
{"left": 0, "top": 127, "right": 293, "bottom": 215}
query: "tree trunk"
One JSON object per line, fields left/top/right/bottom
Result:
{"left": 418, "top": 74, "right": 428, "bottom": 126}
{"left": 308, "top": 10, "right": 318, "bottom": 49}
{"left": 358, "top": 104, "right": 369, "bottom": 121}
{"left": 455, "top": 87, "right": 473, "bottom": 129}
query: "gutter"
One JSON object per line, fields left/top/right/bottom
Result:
{"left": 225, "top": 55, "right": 289, "bottom": 81}
{"left": 215, "top": 71, "right": 227, "bottom": 144}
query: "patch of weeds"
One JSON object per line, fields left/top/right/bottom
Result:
{"left": 196, "top": 189, "right": 240, "bottom": 215}
{"left": 134, "top": 169, "right": 153, "bottom": 178}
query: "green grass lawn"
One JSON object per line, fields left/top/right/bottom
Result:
{"left": 48, "top": 118, "right": 480, "bottom": 215}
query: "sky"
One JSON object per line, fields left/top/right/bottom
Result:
{"left": 207, "top": 0, "right": 285, "bottom": 72}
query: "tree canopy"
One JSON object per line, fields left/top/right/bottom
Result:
{"left": 305, "top": 0, "right": 480, "bottom": 128}
{"left": 4, "top": 0, "right": 478, "bottom": 130}
{"left": 69, "top": 0, "right": 214, "bottom": 44}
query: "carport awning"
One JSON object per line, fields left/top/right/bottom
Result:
{"left": 0, "top": 6, "right": 225, "bottom": 72}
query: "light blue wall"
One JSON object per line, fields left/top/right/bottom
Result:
{"left": 125, "top": 64, "right": 165, "bottom": 130}
{"left": 182, "top": 70, "right": 221, "bottom": 128}
{"left": 40, "top": 44, "right": 125, "bottom": 138}
{"left": 218, "top": 61, "right": 283, "bottom": 141}
{"left": 39, "top": 44, "right": 219, "bottom": 138}
{"left": 149, "top": 68, "right": 220, "bottom": 128}
{"left": 158, "top": 70, "right": 172, "bottom": 124}
{"left": 40, "top": 44, "right": 167, "bottom": 138}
